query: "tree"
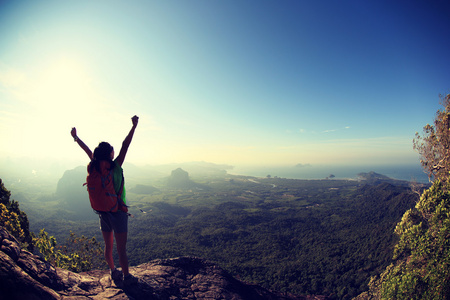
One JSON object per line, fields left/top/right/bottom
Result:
{"left": 357, "top": 94, "right": 450, "bottom": 300}
{"left": 414, "top": 94, "right": 450, "bottom": 182}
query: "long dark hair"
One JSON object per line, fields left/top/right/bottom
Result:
{"left": 90, "top": 142, "right": 114, "bottom": 173}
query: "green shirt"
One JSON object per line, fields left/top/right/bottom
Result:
{"left": 112, "top": 160, "right": 126, "bottom": 205}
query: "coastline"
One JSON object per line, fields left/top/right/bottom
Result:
{"left": 229, "top": 164, "right": 429, "bottom": 183}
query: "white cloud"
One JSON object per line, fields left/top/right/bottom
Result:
{"left": 323, "top": 126, "right": 351, "bottom": 133}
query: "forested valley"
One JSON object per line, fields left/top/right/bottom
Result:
{"left": 4, "top": 165, "right": 423, "bottom": 299}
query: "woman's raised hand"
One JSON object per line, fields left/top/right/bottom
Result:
{"left": 71, "top": 127, "right": 77, "bottom": 138}
{"left": 131, "top": 115, "right": 139, "bottom": 127}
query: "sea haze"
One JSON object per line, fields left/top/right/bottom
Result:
{"left": 230, "top": 164, "right": 429, "bottom": 183}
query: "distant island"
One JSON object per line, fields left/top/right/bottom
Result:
{"left": 294, "top": 163, "right": 312, "bottom": 168}
{"left": 357, "top": 171, "right": 392, "bottom": 181}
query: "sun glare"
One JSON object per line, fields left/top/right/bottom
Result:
{"left": 5, "top": 56, "right": 121, "bottom": 159}
{"left": 33, "top": 57, "right": 96, "bottom": 112}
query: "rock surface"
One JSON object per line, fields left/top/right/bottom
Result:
{"left": 1, "top": 226, "right": 322, "bottom": 300}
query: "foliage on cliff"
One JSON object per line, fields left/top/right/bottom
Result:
{"left": 357, "top": 94, "right": 450, "bottom": 300}
{"left": 34, "top": 229, "right": 106, "bottom": 272}
{"left": 1, "top": 178, "right": 104, "bottom": 273}
{"left": 360, "top": 179, "right": 450, "bottom": 300}
{"left": 414, "top": 94, "right": 450, "bottom": 182}
{"left": 0, "top": 179, "right": 33, "bottom": 250}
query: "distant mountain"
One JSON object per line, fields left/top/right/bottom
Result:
{"left": 114, "top": 161, "right": 231, "bottom": 189}
{"left": 294, "top": 163, "right": 312, "bottom": 168}
{"left": 166, "top": 168, "right": 198, "bottom": 189}
{"left": 357, "top": 171, "right": 391, "bottom": 181}
{"left": 56, "top": 166, "right": 86, "bottom": 196}
{"left": 356, "top": 171, "right": 413, "bottom": 186}
{"left": 143, "top": 161, "right": 232, "bottom": 178}
{"left": 55, "top": 166, "right": 93, "bottom": 218}
{"left": 52, "top": 162, "right": 224, "bottom": 217}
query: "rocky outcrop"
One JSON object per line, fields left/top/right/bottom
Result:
{"left": 0, "top": 226, "right": 62, "bottom": 300}
{"left": 0, "top": 226, "right": 313, "bottom": 299}
{"left": 167, "top": 168, "right": 195, "bottom": 189}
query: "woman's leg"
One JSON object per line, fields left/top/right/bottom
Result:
{"left": 115, "top": 231, "right": 129, "bottom": 276}
{"left": 102, "top": 230, "right": 115, "bottom": 270}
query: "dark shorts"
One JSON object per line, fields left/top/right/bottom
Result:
{"left": 98, "top": 211, "right": 128, "bottom": 233}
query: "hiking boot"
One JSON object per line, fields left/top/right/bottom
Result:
{"left": 123, "top": 274, "right": 138, "bottom": 286}
{"left": 111, "top": 268, "right": 123, "bottom": 284}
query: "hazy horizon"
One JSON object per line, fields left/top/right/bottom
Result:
{"left": 1, "top": 1, "right": 449, "bottom": 170}
{"left": 0, "top": 155, "right": 428, "bottom": 188}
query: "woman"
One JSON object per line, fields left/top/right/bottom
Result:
{"left": 71, "top": 115, "right": 139, "bottom": 286}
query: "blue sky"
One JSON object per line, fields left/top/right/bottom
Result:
{"left": 1, "top": 0, "right": 449, "bottom": 169}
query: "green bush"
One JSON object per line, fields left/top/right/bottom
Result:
{"left": 34, "top": 229, "right": 106, "bottom": 272}
{"left": 0, "top": 179, "right": 33, "bottom": 250}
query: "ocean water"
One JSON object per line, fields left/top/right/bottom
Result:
{"left": 230, "top": 164, "right": 430, "bottom": 183}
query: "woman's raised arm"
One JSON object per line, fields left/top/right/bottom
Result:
{"left": 115, "top": 115, "right": 139, "bottom": 167}
{"left": 71, "top": 127, "right": 93, "bottom": 160}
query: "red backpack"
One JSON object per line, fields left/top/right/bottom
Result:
{"left": 85, "top": 161, "right": 125, "bottom": 213}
